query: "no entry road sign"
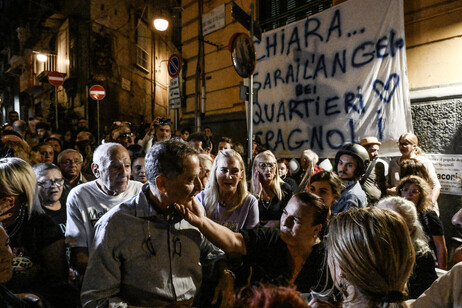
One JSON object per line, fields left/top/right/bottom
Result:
{"left": 89, "top": 85, "right": 106, "bottom": 100}
{"left": 168, "top": 54, "right": 182, "bottom": 77}
{"left": 48, "top": 71, "right": 64, "bottom": 87}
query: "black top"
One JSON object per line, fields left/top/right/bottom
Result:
{"left": 42, "top": 205, "right": 67, "bottom": 236}
{"left": 418, "top": 210, "right": 444, "bottom": 254}
{"left": 0, "top": 284, "right": 29, "bottom": 307}
{"left": 239, "top": 227, "right": 330, "bottom": 293}
{"left": 282, "top": 176, "right": 298, "bottom": 193}
{"left": 6, "top": 212, "right": 63, "bottom": 293}
{"left": 5, "top": 212, "right": 79, "bottom": 307}
{"left": 407, "top": 250, "right": 438, "bottom": 299}
{"left": 258, "top": 183, "right": 293, "bottom": 225}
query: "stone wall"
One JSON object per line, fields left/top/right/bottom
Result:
{"left": 411, "top": 98, "right": 462, "bottom": 268}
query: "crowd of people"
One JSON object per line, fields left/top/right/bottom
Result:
{"left": 0, "top": 110, "right": 461, "bottom": 307}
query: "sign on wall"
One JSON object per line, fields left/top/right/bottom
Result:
{"left": 203, "top": 4, "right": 226, "bottom": 36}
{"left": 252, "top": 0, "right": 412, "bottom": 158}
{"left": 426, "top": 154, "right": 462, "bottom": 196}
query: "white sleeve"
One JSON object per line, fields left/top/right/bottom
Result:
{"left": 65, "top": 188, "right": 89, "bottom": 248}
{"left": 424, "top": 157, "right": 442, "bottom": 189}
{"left": 243, "top": 195, "right": 260, "bottom": 229}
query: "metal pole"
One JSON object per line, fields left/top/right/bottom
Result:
{"left": 55, "top": 87, "right": 59, "bottom": 130}
{"left": 97, "top": 100, "right": 100, "bottom": 143}
{"left": 248, "top": 3, "right": 254, "bottom": 166}
{"left": 174, "top": 108, "right": 178, "bottom": 131}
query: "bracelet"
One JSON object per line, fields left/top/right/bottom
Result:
{"left": 224, "top": 269, "right": 236, "bottom": 280}
{"left": 253, "top": 193, "right": 260, "bottom": 200}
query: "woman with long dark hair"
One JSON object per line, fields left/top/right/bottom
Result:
{"left": 398, "top": 175, "right": 447, "bottom": 269}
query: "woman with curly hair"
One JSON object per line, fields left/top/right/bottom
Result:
{"left": 398, "top": 175, "right": 447, "bottom": 269}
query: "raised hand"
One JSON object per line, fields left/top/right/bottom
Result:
{"left": 0, "top": 197, "right": 15, "bottom": 222}
{"left": 174, "top": 198, "right": 204, "bottom": 227}
{"left": 252, "top": 171, "right": 262, "bottom": 197}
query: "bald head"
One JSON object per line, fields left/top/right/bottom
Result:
{"left": 13, "top": 120, "right": 27, "bottom": 136}
{"left": 92, "top": 143, "right": 131, "bottom": 195}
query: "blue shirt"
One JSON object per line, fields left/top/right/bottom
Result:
{"left": 332, "top": 180, "right": 367, "bottom": 214}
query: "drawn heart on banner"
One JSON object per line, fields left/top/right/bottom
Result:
{"left": 373, "top": 73, "right": 400, "bottom": 103}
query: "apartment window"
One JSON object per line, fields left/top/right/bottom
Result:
{"left": 136, "top": 22, "right": 149, "bottom": 72}
{"left": 259, "top": 0, "right": 332, "bottom": 31}
{"left": 57, "top": 19, "right": 70, "bottom": 75}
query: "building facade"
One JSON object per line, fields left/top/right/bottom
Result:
{"left": 0, "top": 0, "right": 179, "bottom": 139}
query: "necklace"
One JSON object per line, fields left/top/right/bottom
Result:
{"left": 261, "top": 198, "right": 272, "bottom": 210}
{"left": 6, "top": 203, "right": 27, "bottom": 238}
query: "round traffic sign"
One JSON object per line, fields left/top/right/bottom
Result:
{"left": 89, "top": 85, "right": 106, "bottom": 101}
{"left": 168, "top": 54, "right": 182, "bottom": 77}
{"left": 48, "top": 71, "right": 64, "bottom": 87}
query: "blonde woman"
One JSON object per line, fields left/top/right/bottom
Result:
{"left": 0, "top": 157, "right": 78, "bottom": 306}
{"left": 398, "top": 175, "right": 447, "bottom": 269}
{"left": 388, "top": 133, "right": 440, "bottom": 210}
{"left": 251, "top": 150, "right": 292, "bottom": 226}
{"left": 377, "top": 196, "right": 437, "bottom": 299}
{"left": 324, "top": 207, "right": 415, "bottom": 308}
{"left": 196, "top": 149, "right": 258, "bottom": 231}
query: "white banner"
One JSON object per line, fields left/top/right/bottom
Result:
{"left": 252, "top": 0, "right": 412, "bottom": 158}
{"left": 426, "top": 154, "right": 462, "bottom": 196}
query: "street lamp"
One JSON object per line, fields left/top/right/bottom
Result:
{"left": 153, "top": 14, "right": 168, "bottom": 31}
{"left": 36, "top": 53, "right": 47, "bottom": 62}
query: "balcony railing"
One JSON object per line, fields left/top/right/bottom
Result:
{"left": 33, "top": 53, "right": 57, "bottom": 75}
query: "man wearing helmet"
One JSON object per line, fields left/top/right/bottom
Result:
{"left": 332, "top": 143, "right": 368, "bottom": 214}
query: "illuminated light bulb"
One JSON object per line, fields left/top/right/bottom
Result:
{"left": 37, "top": 54, "right": 47, "bottom": 62}
{"left": 154, "top": 18, "right": 168, "bottom": 31}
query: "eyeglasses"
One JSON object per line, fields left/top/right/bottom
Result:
{"left": 62, "top": 159, "right": 82, "bottom": 166}
{"left": 400, "top": 188, "right": 420, "bottom": 195}
{"left": 258, "top": 162, "right": 276, "bottom": 169}
{"left": 119, "top": 132, "right": 134, "bottom": 138}
{"left": 158, "top": 118, "right": 172, "bottom": 126}
{"left": 38, "top": 179, "right": 64, "bottom": 188}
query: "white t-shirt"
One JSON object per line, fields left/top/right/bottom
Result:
{"left": 65, "top": 180, "right": 143, "bottom": 249}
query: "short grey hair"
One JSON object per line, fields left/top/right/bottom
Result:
{"left": 377, "top": 196, "right": 431, "bottom": 256}
{"left": 93, "top": 142, "right": 125, "bottom": 168}
{"left": 33, "top": 163, "right": 62, "bottom": 177}
{"left": 145, "top": 140, "right": 198, "bottom": 184}
{"left": 57, "top": 149, "right": 83, "bottom": 165}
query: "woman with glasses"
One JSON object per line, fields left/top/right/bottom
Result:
{"left": 33, "top": 163, "right": 66, "bottom": 235}
{"left": 196, "top": 149, "right": 258, "bottom": 231}
{"left": 0, "top": 157, "right": 78, "bottom": 306}
{"left": 251, "top": 150, "right": 292, "bottom": 226}
{"left": 388, "top": 133, "right": 441, "bottom": 211}
{"left": 397, "top": 175, "right": 447, "bottom": 270}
